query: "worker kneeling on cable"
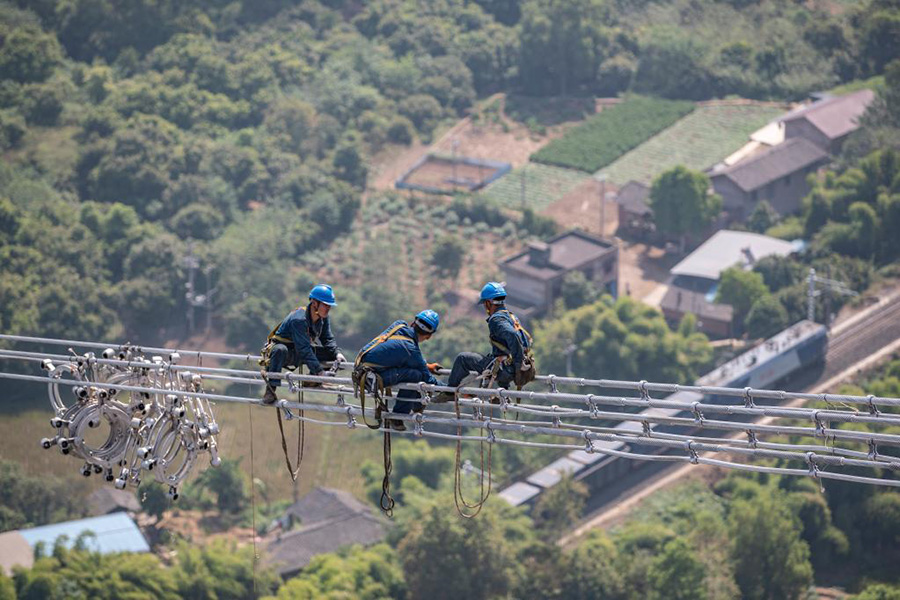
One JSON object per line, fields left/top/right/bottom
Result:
{"left": 354, "top": 310, "right": 444, "bottom": 431}
{"left": 260, "top": 284, "right": 346, "bottom": 405}
{"left": 435, "top": 282, "right": 535, "bottom": 402}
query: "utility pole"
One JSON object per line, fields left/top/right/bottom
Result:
{"left": 520, "top": 164, "right": 527, "bottom": 210}
{"left": 564, "top": 341, "right": 577, "bottom": 377}
{"left": 183, "top": 242, "right": 216, "bottom": 336}
{"left": 451, "top": 139, "right": 459, "bottom": 192}
{"left": 807, "top": 268, "right": 857, "bottom": 326}
{"left": 594, "top": 173, "right": 608, "bottom": 236}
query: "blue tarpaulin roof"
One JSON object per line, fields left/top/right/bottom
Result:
{"left": 18, "top": 512, "right": 150, "bottom": 554}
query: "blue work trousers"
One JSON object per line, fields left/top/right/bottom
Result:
{"left": 447, "top": 352, "right": 513, "bottom": 388}
{"left": 267, "top": 344, "right": 331, "bottom": 386}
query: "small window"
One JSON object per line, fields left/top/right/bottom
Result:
{"left": 604, "top": 260, "right": 614, "bottom": 275}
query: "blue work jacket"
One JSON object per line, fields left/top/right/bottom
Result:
{"left": 358, "top": 321, "right": 438, "bottom": 387}
{"left": 273, "top": 304, "right": 338, "bottom": 374}
{"left": 488, "top": 307, "right": 526, "bottom": 369}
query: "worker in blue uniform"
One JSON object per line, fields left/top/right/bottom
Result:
{"left": 355, "top": 310, "right": 443, "bottom": 431}
{"left": 435, "top": 282, "right": 534, "bottom": 402}
{"left": 262, "top": 284, "right": 345, "bottom": 404}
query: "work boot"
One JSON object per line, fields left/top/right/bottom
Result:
{"left": 262, "top": 385, "right": 278, "bottom": 405}
{"left": 389, "top": 419, "right": 407, "bottom": 432}
{"left": 432, "top": 391, "right": 455, "bottom": 403}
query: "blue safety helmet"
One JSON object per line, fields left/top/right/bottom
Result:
{"left": 478, "top": 282, "right": 506, "bottom": 304}
{"left": 414, "top": 309, "right": 440, "bottom": 334}
{"left": 309, "top": 284, "right": 337, "bottom": 306}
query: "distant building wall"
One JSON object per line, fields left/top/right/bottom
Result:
{"left": 711, "top": 175, "right": 748, "bottom": 219}
{"left": 784, "top": 119, "right": 832, "bottom": 152}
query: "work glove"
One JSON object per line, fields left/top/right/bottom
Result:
{"left": 427, "top": 362, "right": 443, "bottom": 374}
{"left": 335, "top": 352, "right": 347, "bottom": 365}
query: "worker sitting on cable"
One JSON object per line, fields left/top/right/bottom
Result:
{"left": 355, "top": 310, "right": 444, "bottom": 431}
{"left": 261, "top": 284, "right": 345, "bottom": 405}
{"left": 434, "top": 281, "right": 535, "bottom": 402}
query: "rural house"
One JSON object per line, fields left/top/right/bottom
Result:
{"left": 660, "top": 230, "right": 798, "bottom": 337}
{"left": 781, "top": 89, "right": 875, "bottom": 153}
{"left": 499, "top": 229, "right": 619, "bottom": 320}
{"left": 710, "top": 138, "right": 829, "bottom": 219}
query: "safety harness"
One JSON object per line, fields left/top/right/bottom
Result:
{"left": 489, "top": 309, "right": 537, "bottom": 391}
{"left": 350, "top": 321, "right": 418, "bottom": 517}
{"left": 258, "top": 306, "right": 324, "bottom": 371}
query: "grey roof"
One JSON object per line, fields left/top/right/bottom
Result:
{"left": 265, "top": 487, "right": 387, "bottom": 577}
{"left": 670, "top": 230, "right": 796, "bottom": 280}
{"left": 616, "top": 181, "right": 652, "bottom": 216}
{"left": 660, "top": 286, "right": 734, "bottom": 323}
{"left": 265, "top": 513, "right": 386, "bottom": 576}
{"left": 501, "top": 229, "right": 615, "bottom": 281}
{"left": 283, "top": 487, "right": 372, "bottom": 524}
{"left": 88, "top": 488, "right": 142, "bottom": 516}
{"left": 712, "top": 138, "right": 829, "bottom": 192}
{"left": 782, "top": 89, "right": 874, "bottom": 141}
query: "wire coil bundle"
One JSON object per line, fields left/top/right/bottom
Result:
{"left": 38, "top": 348, "right": 221, "bottom": 500}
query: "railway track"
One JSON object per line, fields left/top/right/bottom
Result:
{"left": 565, "top": 289, "right": 900, "bottom": 541}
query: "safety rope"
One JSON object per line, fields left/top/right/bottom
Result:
{"left": 275, "top": 367, "right": 304, "bottom": 481}
{"left": 453, "top": 373, "right": 493, "bottom": 519}
{"left": 247, "top": 382, "right": 258, "bottom": 597}
{"left": 352, "top": 367, "right": 394, "bottom": 515}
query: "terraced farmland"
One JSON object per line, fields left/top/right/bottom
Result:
{"left": 600, "top": 103, "right": 785, "bottom": 186}
{"left": 479, "top": 163, "right": 590, "bottom": 212}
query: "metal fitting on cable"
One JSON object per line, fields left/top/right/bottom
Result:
{"left": 336, "top": 393, "right": 345, "bottom": 407}
{"left": 414, "top": 413, "right": 424, "bottom": 437}
{"left": 867, "top": 395, "right": 879, "bottom": 416}
{"left": 548, "top": 374, "right": 558, "bottom": 394}
{"left": 868, "top": 439, "right": 878, "bottom": 461}
{"left": 642, "top": 420, "right": 651, "bottom": 437}
{"left": 686, "top": 441, "right": 699, "bottom": 464}
{"left": 746, "top": 429, "right": 758, "bottom": 448}
{"left": 582, "top": 429, "right": 594, "bottom": 453}
{"left": 485, "top": 421, "right": 497, "bottom": 444}
{"left": 812, "top": 410, "right": 825, "bottom": 437}
{"left": 639, "top": 380, "right": 650, "bottom": 401}
{"left": 743, "top": 387, "right": 755, "bottom": 408}
{"left": 691, "top": 402, "right": 704, "bottom": 425}
{"left": 345, "top": 405, "right": 357, "bottom": 429}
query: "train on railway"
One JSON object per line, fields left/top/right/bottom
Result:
{"left": 498, "top": 319, "right": 829, "bottom": 508}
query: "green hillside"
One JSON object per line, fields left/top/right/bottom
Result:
{"left": 480, "top": 163, "right": 589, "bottom": 212}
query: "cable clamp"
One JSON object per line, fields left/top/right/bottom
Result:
{"left": 746, "top": 429, "right": 758, "bottom": 448}
{"left": 585, "top": 394, "right": 600, "bottom": 419}
{"left": 278, "top": 399, "right": 294, "bottom": 421}
{"left": 867, "top": 395, "right": 879, "bottom": 416}
{"left": 413, "top": 413, "right": 424, "bottom": 437}
{"left": 345, "top": 406, "right": 357, "bottom": 429}
{"left": 639, "top": 380, "right": 650, "bottom": 401}
{"left": 336, "top": 393, "right": 345, "bottom": 407}
{"left": 691, "top": 402, "right": 704, "bottom": 425}
{"left": 743, "top": 387, "right": 755, "bottom": 408}
{"left": 686, "top": 441, "right": 699, "bottom": 464}
{"left": 812, "top": 410, "right": 825, "bottom": 437}
{"left": 868, "top": 438, "right": 878, "bottom": 461}
{"left": 642, "top": 420, "right": 651, "bottom": 437}
{"left": 582, "top": 429, "right": 594, "bottom": 453}
{"left": 805, "top": 452, "right": 823, "bottom": 491}
{"left": 548, "top": 374, "right": 558, "bottom": 394}
{"left": 497, "top": 389, "right": 509, "bottom": 413}
{"left": 485, "top": 421, "right": 497, "bottom": 444}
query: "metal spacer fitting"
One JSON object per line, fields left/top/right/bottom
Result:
{"left": 639, "top": 380, "right": 650, "bottom": 401}
{"left": 743, "top": 387, "right": 755, "bottom": 408}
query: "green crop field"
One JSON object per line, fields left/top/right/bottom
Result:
{"left": 601, "top": 103, "right": 785, "bottom": 186}
{"left": 479, "top": 163, "right": 589, "bottom": 212}
{"left": 530, "top": 96, "right": 695, "bottom": 173}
